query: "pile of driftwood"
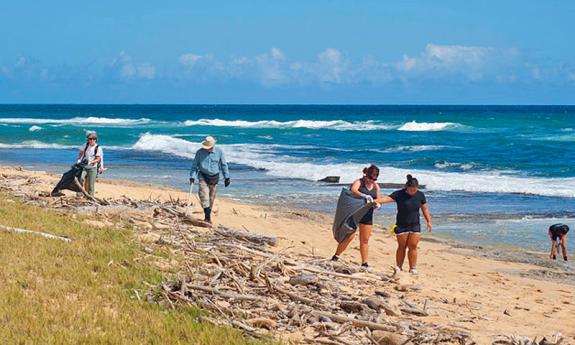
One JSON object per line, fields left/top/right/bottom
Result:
{"left": 0, "top": 172, "right": 568, "bottom": 345}
{"left": 161, "top": 226, "right": 476, "bottom": 345}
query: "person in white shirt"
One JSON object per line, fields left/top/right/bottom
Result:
{"left": 77, "top": 131, "right": 103, "bottom": 196}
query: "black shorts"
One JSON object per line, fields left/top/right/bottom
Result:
{"left": 549, "top": 229, "right": 567, "bottom": 242}
{"left": 395, "top": 224, "right": 421, "bottom": 235}
{"left": 359, "top": 209, "right": 374, "bottom": 225}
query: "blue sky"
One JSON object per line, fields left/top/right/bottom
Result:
{"left": 1, "top": 1, "right": 574, "bottom": 104}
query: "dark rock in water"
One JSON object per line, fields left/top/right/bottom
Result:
{"left": 318, "top": 176, "right": 340, "bottom": 183}
{"left": 319, "top": 182, "right": 426, "bottom": 189}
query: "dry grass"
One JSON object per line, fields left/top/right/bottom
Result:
{"left": 0, "top": 194, "right": 268, "bottom": 345}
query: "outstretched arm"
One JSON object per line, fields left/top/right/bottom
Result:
{"left": 375, "top": 196, "right": 395, "bottom": 204}
{"left": 422, "top": 203, "right": 432, "bottom": 232}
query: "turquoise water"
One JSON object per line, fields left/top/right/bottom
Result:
{"left": 0, "top": 105, "right": 574, "bottom": 255}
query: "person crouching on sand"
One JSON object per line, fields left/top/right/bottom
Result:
{"left": 548, "top": 223, "right": 569, "bottom": 261}
{"left": 331, "top": 164, "right": 382, "bottom": 270}
{"left": 376, "top": 174, "right": 432, "bottom": 274}
{"left": 189, "top": 136, "right": 230, "bottom": 224}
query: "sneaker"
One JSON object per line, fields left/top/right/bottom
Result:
{"left": 331, "top": 254, "right": 339, "bottom": 262}
{"left": 409, "top": 268, "right": 418, "bottom": 275}
{"left": 564, "top": 256, "right": 568, "bottom": 261}
{"left": 394, "top": 266, "right": 403, "bottom": 273}
{"left": 360, "top": 262, "right": 371, "bottom": 272}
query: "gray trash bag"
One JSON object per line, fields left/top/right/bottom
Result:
{"left": 332, "top": 188, "right": 375, "bottom": 243}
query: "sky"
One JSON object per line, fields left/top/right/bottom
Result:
{"left": 0, "top": 1, "right": 574, "bottom": 104}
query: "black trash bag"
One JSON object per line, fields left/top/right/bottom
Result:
{"left": 50, "top": 162, "right": 87, "bottom": 196}
{"left": 332, "top": 188, "right": 375, "bottom": 243}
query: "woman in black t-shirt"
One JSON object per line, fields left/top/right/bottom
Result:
{"left": 377, "top": 174, "right": 432, "bottom": 274}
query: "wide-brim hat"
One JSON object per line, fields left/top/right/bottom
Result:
{"left": 201, "top": 136, "right": 216, "bottom": 149}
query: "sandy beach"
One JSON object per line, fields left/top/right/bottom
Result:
{"left": 1, "top": 165, "right": 573, "bottom": 344}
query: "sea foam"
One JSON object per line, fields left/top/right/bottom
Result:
{"left": 132, "top": 134, "right": 575, "bottom": 198}
{"left": 183, "top": 118, "right": 394, "bottom": 131}
{"left": 0, "top": 117, "right": 152, "bottom": 126}
{"left": 397, "top": 121, "right": 461, "bottom": 131}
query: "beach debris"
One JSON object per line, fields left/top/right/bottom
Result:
{"left": 0, "top": 224, "right": 71, "bottom": 242}
{"left": 0, "top": 168, "right": 567, "bottom": 345}
{"left": 493, "top": 333, "right": 564, "bottom": 345}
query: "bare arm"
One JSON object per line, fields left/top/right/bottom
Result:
{"left": 375, "top": 196, "right": 395, "bottom": 204}
{"left": 77, "top": 149, "right": 84, "bottom": 161}
{"left": 350, "top": 180, "right": 363, "bottom": 198}
{"left": 421, "top": 203, "right": 432, "bottom": 232}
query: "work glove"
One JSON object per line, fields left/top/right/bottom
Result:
{"left": 189, "top": 178, "right": 195, "bottom": 185}
{"left": 374, "top": 202, "right": 382, "bottom": 209}
{"left": 224, "top": 178, "right": 230, "bottom": 187}
{"left": 361, "top": 194, "right": 374, "bottom": 203}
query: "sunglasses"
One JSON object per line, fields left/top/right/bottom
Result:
{"left": 87, "top": 138, "right": 96, "bottom": 140}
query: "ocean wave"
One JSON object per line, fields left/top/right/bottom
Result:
{"left": 397, "top": 121, "right": 462, "bottom": 132}
{"left": 434, "top": 161, "right": 475, "bottom": 170}
{"left": 183, "top": 118, "right": 394, "bottom": 131}
{"left": 0, "top": 117, "right": 152, "bottom": 126}
{"left": 0, "top": 141, "right": 130, "bottom": 150}
{"left": 535, "top": 134, "right": 575, "bottom": 142}
{"left": 0, "top": 141, "right": 77, "bottom": 149}
{"left": 132, "top": 134, "right": 575, "bottom": 198}
{"left": 382, "top": 145, "right": 456, "bottom": 153}
{"left": 29, "top": 125, "right": 43, "bottom": 132}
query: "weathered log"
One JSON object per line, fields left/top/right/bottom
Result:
{"left": 311, "top": 311, "right": 397, "bottom": 332}
{"left": 372, "top": 330, "right": 413, "bottom": 345}
{"left": 0, "top": 224, "right": 71, "bottom": 242}
{"left": 289, "top": 274, "right": 319, "bottom": 286}
{"left": 215, "top": 226, "right": 277, "bottom": 246}
{"left": 185, "top": 284, "right": 266, "bottom": 302}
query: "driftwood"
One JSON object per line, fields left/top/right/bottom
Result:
{"left": 0, "top": 224, "right": 71, "bottom": 242}
{"left": 215, "top": 226, "right": 278, "bottom": 246}
{"left": 1, "top": 170, "right": 557, "bottom": 345}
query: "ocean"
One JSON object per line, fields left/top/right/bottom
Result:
{"left": 0, "top": 104, "right": 574, "bottom": 257}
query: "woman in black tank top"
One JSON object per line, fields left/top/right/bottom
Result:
{"left": 332, "top": 165, "right": 381, "bottom": 270}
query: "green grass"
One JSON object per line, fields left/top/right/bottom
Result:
{"left": 0, "top": 194, "right": 267, "bottom": 344}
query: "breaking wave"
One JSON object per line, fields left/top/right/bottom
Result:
{"left": 397, "top": 121, "right": 463, "bottom": 132}
{"left": 132, "top": 134, "right": 575, "bottom": 198}
{"left": 183, "top": 118, "right": 395, "bottom": 131}
{"left": 0, "top": 117, "right": 152, "bottom": 126}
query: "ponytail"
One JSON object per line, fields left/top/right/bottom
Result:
{"left": 363, "top": 164, "right": 380, "bottom": 177}
{"left": 406, "top": 174, "right": 419, "bottom": 187}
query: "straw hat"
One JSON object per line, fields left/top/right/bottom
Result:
{"left": 201, "top": 136, "right": 216, "bottom": 149}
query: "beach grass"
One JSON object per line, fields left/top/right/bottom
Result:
{"left": 0, "top": 193, "right": 267, "bottom": 345}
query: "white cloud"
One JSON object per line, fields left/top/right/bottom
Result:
{"left": 316, "top": 48, "right": 347, "bottom": 83}
{"left": 395, "top": 43, "right": 514, "bottom": 81}
{"left": 179, "top": 53, "right": 205, "bottom": 67}
{"left": 112, "top": 51, "right": 156, "bottom": 80}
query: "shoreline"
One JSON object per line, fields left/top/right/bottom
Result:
{"left": 3, "top": 164, "right": 572, "bottom": 276}
{"left": 1, "top": 164, "right": 574, "bottom": 343}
